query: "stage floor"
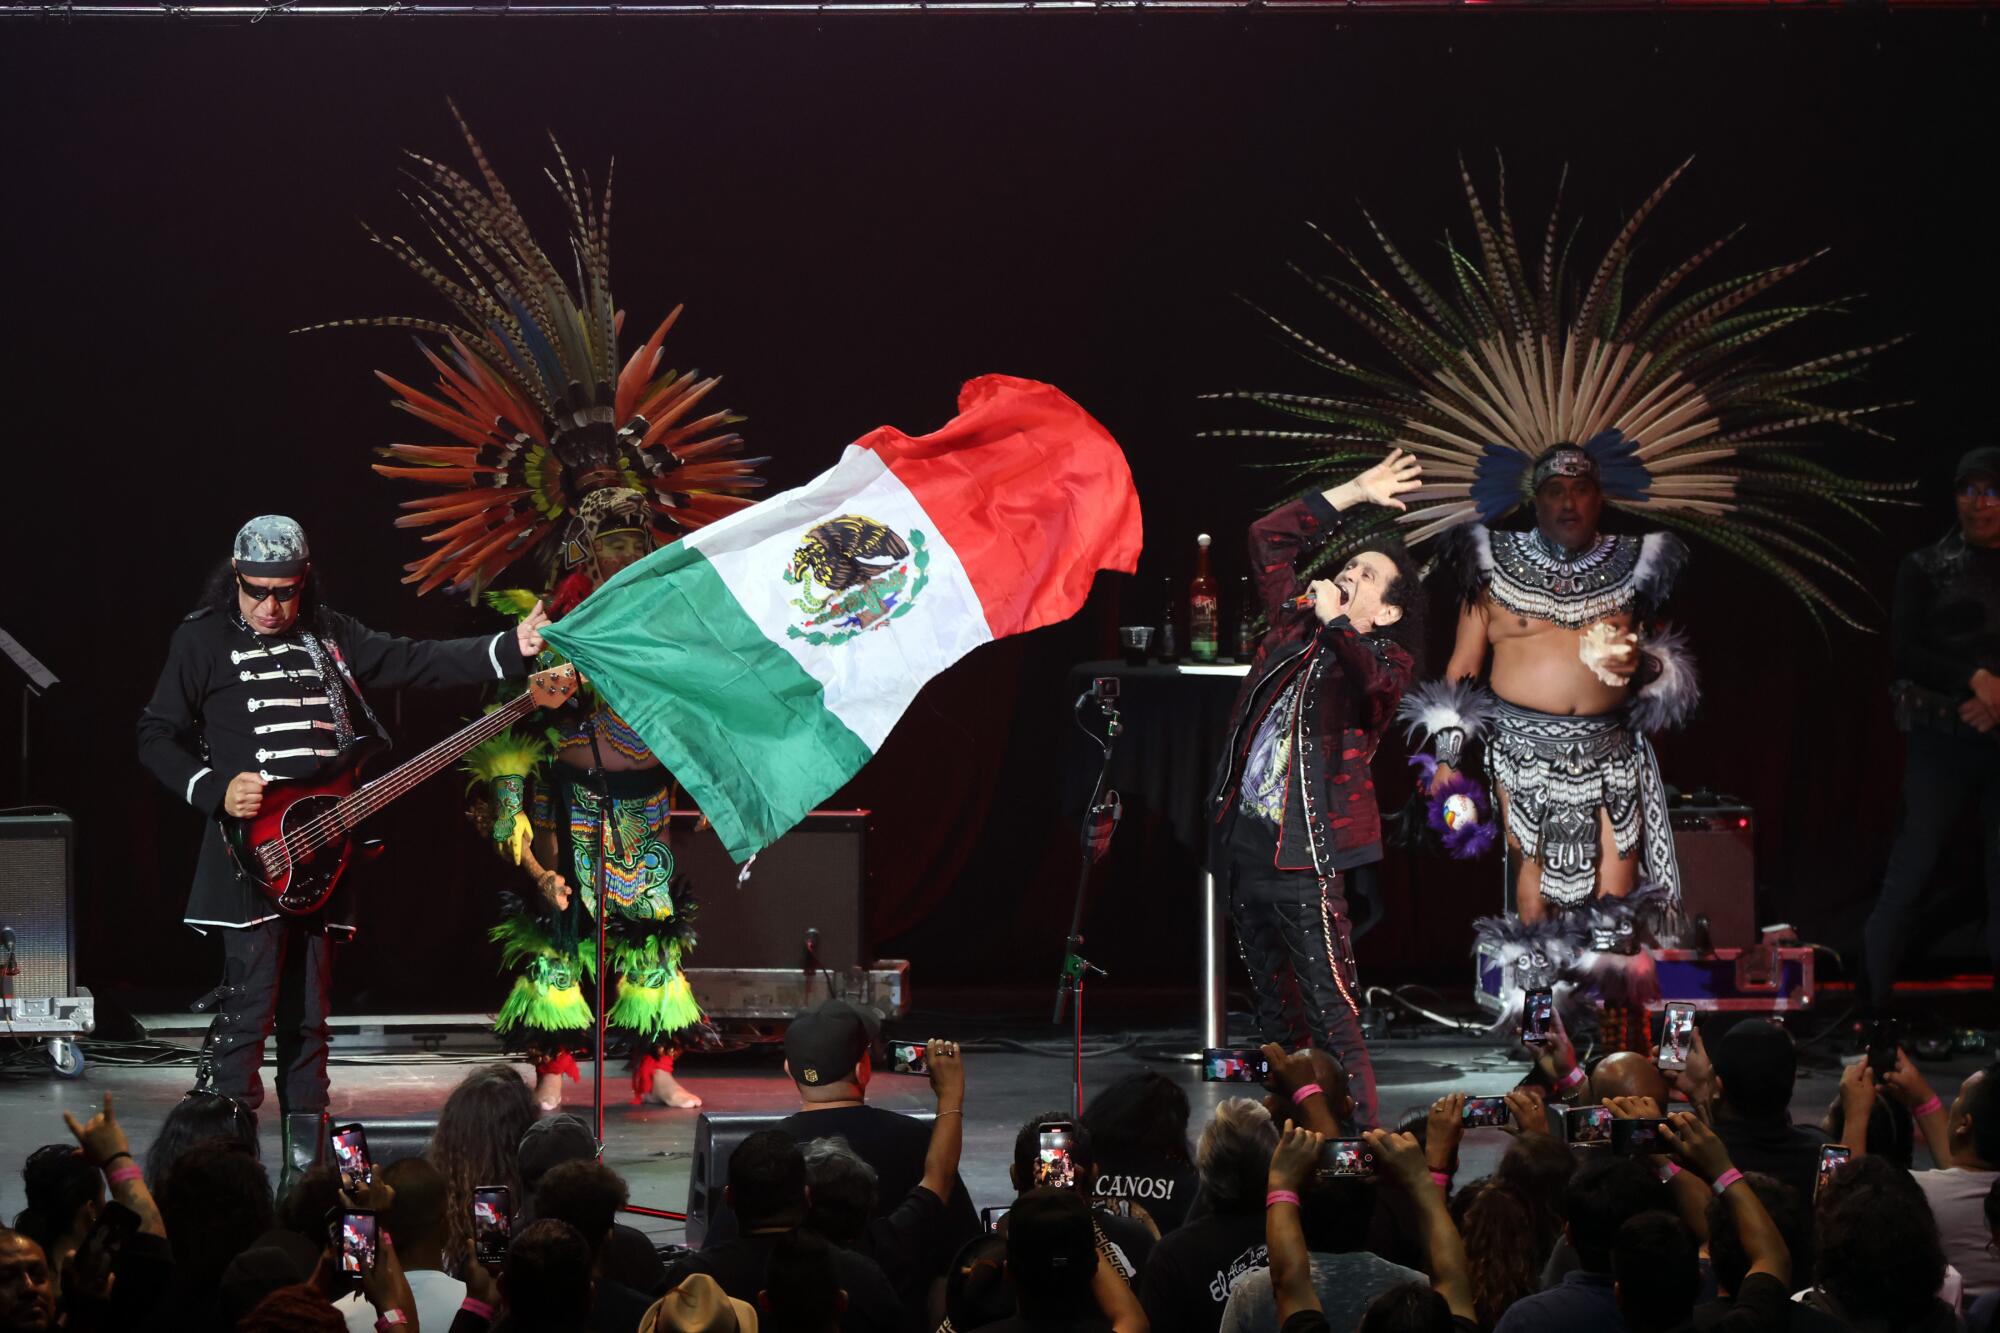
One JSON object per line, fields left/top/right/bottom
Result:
{"left": 0, "top": 1022, "right": 1932, "bottom": 1252}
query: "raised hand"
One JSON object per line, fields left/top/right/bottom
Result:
{"left": 1263, "top": 1042, "right": 1319, "bottom": 1099}
{"left": 63, "top": 1092, "right": 131, "bottom": 1167}
{"left": 927, "top": 1038, "right": 965, "bottom": 1109}
{"left": 1506, "top": 1088, "right": 1550, "bottom": 1137}
{"left": 1365, "top": 1129, "right": 1432, "bottom": 1193}
{"left": 1659, "top": 1111, "right": 1736, "bottom": 1184}
{"left": 518, "top": 600, "right": 551, "bottom": 657}
{"left": 1351, "top": 450, "right": 1425, "bottom": 511}
{"left": 1427, "top": 1093, "right": 1466, "bottom": 1171}
{"left": 534, "top": 867, "right": 572, "bottom": 912}
{"left": 1269, "top": 1121, "right": 1325, "bottom": 1193}
{"left": 1882, "top": 1047, "right": 1938, "bottom": 1110}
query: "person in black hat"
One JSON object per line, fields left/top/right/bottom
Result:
{"left": 776, "top": 1001, "right": 980, "bottom": 1257}
{"left": 136, "top": 515, "right": 551, "bottom": 1193}
{"left": 1864, "top": 446, "right": 2000, "bottom": 1008}
{"left": 978, "top": 1187, "right": 1147, "bottom": 1333}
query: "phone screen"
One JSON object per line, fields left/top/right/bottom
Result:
{"left": 1659, "top": 1004, "right": 1696, "bottom": 1072}
{"left": 1611, "top": 1118, "right": 1670, "bottom": 1155}
{"left": 1865, "top": 1020, "right": 1902, "bottom": 1078}
{"left": 1521, "top": 989, "right": 1554, "bottom": 1044}
{"left": 889, "top": 1042, "right": 929, "bottom": 1076}
{"left": 1201, "top": 1048, "right": 1271, "bottom": 1083}
{"left": 330, "top": 1124, "right": 372, "bottom": 1193}
{"left": 473, "top": 1186, "right": 512, "bottom": 1269}
{"left": 1815, "top": 1145, "right": 1852, "bottom": 1199}
{"left": 1317, "top": 1138, "right": 1376, "bottom": 1179}
{"left": 339, "top": 1210, "right": 378, "bottom": 1276}
{"left": 980, "top": 1206, "right": 1011, "bottom": 1233}
{"left": 1035, "top": 1127, "right": 1078, "bottom": 1189}
{"left": 1462, "top": 1096, "right": 1513, "bottom": 1128}
{"left": 1565, "top": 1106, "right": 1614, "bottom": 1146}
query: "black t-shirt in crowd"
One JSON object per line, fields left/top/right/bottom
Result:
{"left": 1686, "top": 1273, "right": 1827, "bottom": 1333}
{"left": 1137, "top": 1207, "right": 1269, "bottom": 1333}
{"left": 1092, "top": 1150, "right": 1201, "bottom": 1234}
{"left": 780, "top": 1105, "right": 981, "bottom": 1249}
{"left": 587, "top": 1277, "right": 658, "bottom": 1333}
{"left": 660, "top": 1228, "right": 902, "bottom": 1333}
{"left": 1711, "top": 1118, "right": 1829, "bottom": 1210}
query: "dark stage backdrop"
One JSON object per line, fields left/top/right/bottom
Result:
{"left": 2, "top": 11, "right": 1995, "bottom": 1021}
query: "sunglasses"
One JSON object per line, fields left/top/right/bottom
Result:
{"left": 237, "top": 574, "right": 305, "bottom": 604}
{"left": 1960, "top": 484, "right": 2000, "bottom": 504}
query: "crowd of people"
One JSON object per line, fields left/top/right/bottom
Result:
{"left": 8, "top": 998, "right": 2000, "bottom": 1333}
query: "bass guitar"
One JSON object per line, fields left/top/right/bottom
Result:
{"left": 220, "top": 663, "right": 578, "bottom": 916}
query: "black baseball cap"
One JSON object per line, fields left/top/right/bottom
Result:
{"left": 1956, "top": 447, "right": 2000, "bottom": 487}
{"left": 784, "top": 999, "right": 881, "bottom": 1088}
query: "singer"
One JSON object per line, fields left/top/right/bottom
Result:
{"left": 1204, "top": 451, "right": 1424, "bottom": 1127}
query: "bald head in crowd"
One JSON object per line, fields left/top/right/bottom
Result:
{"left": 1591, "top": 1052, "right": 1672, "bottom": 1107}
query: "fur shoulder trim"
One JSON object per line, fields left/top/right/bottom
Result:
{"left": 1397, "top": 677, "right": 1498, "bottom": 744}
{"left": 1629, "top": 624, "right": 1699, "bottom": 734}
{"left": 1632, "top": 532, "right": 1690, "bottom": 611}
{"left": 1436, "top": 525, "right": 1495, "bottom": 609}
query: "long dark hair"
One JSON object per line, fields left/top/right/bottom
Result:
{"left": 427, "top": 1065, "right": 537, "bottom": 1265}
{"left": 143, "top": 1091, "right": 260, "bottom": 1192}
{"left": 1357, "top": 540, "right": 1427, "bottom": 676}
{"left": 193, "top": 558, "right": 326, "bottom": 625}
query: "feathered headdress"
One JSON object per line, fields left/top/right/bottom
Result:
{"left": 1207, "top": 157, "right": 1911, "bottom": 628}
{"left": 305, "top": 102, "right": 768, "bottom": 598}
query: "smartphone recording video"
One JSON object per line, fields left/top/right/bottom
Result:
{"left": 1317, "top": 1138, "right": 1376, "bottom": 1179}
{"left": 1201, "top": 1048, "right": 1271, "bottom": 1083}
{"left": 980, "top": 1206, "right": 1011, "bottom": 1233}
{"left": 330, "top": 1123, "right": 373, "bottom": 1193}
{"left": 1462, "top": 1096, "right": 1513, "bottom": 1129}
{"left": 1815, "top": 1145, "right": 1852, "bottom": 1199}
{"left": 889, "top": 1041, "right": 929, "bottom": 1076}
{"left": 1034, "top": 1126, "right": 1078, "bottom": 1189}
{"left": 1565, "top": 1105, "right": 1614, "bottom": 1147}
{"left": 473, "top": 1186, "right": 512, "bottom": 1270}
{"left": 1521, "top": 988, "right": 1555, "bottom": 1045}
{"left": 1611, "top": 1117, "right": 1671, "bottom": 1156}
{"left": 339, "top": 1209, "right": 378, "bottom": 1276}
{"left": 1658, "top": 1003, "right": 1696, "bottom": 1073}
{"left": 1865, "top": 1019, "right": 1903, "bottom": 1079}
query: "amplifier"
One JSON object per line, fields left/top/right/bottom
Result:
{"left": 0, "top": 814, "right": 76, "bottom": 998}
{"left": 667, "top": 811, "right": 868, "bottom": 971}
{"left": 1669, "top": 797, "right": 1756, "bottom": 949}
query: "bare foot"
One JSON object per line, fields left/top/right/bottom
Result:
{"left": 649, "top": 1069, "right": 702, "bottom": 1108}
{"left": 534, "top": 1072, "right": 566, "bottom": 1112}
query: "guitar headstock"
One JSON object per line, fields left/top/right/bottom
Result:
{"left": 528, "top": 663, "right": 580, "bottom": 709}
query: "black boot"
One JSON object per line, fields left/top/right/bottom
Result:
{"left": 280, "top": 1111, "right": 328, "bottom": 1202}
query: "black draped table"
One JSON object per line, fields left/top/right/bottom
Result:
{"left": 1064, "top": 658, "right": 1249, "bottom": 1047}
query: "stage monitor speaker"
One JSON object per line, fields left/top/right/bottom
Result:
{"left": 1670, "top": 801, "right": 1756, "bottom": 949}
{"left": 685, "top": 1112, "right": 787, "bottom": 1249}
{"left": 668, "top": 812, "right": 868, "bottom": 971}
{"left": 351, "top": 1118, "right": 439, "bottom": 1172}
{"left": 0, "top": 814, "right": 75, "bottom": 998}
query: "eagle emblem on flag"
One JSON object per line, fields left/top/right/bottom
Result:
{"left": 783, "top": 514, "right": 931, "bottom": 645}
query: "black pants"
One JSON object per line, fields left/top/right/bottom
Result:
{"left": 1223, "top": 818, "right": 1378, "bottom": 1128}
{"left": 193, "top": 917, "right": 335, "bottom": 1113}
{"left": 1864, "top": 728, "right": 2000, "bottom": 1006}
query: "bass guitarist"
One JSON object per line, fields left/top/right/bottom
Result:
{"left": 137, "top": 515, "right": 550, "bottom": 1186}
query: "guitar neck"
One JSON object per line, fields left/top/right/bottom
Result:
{"left": 339, "top": 691, "right": 540, "bottom": 826}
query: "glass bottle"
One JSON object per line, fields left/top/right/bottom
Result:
{"left": 1189, "top": 534, "right": 1219, "bottom": 663}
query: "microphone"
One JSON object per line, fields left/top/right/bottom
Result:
{"left": 802, "top": 928, "right": 820, "bottom": 977}
{"left": 1285, "top": 592, "right": 1316, "bottom": 613}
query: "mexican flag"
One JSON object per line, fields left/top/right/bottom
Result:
{"left": 541, "top": 374, "right": 1143, "bottom": 862}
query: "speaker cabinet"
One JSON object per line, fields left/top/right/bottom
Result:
{"left": 1670, "top": 802, "right": 1757, "bottom": 949}
{"left": 668, "top": 811, "right": 868, "bottom": 971}
{"left": 685, "top": 1112, "right": 788, "bottom": 1248}
{"left": 0, "top": 814, "right": 75, "bottom": 998}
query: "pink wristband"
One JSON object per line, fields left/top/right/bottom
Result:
{"left": 1556, "top": 1064, "right": 1587, "bottom": 1092}
{"left": 1291, "top": 1083, "right": 1323, "bottom": 1105}
{"left": 107, "top": 1163, "right": 142, "bottom": 1187}
{"left": 1913, "top": 1095, "right": 1943, "bottom": 1118}
{"left": 1711, "top": 1168, "right": 1744, "bottom": 1195}
{"left": 1265, "top": 1189, "right": 1301, "bottom": 1208}
{"left": 461, "top": 1298, "right": 495, "bottom": 1320}
{"left": 1430, "top": 1170, "right": 1452, "bottom": 1192}
{"left": 1657, "top": 1162, "right": 1682, "bottom": 1183}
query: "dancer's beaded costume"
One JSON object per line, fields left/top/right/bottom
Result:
{"left": 1213, "top": 158, "right": 1908, "bottom": 1027}
{"left": 318, "top": 106, "right": 770, "bottom": 1094}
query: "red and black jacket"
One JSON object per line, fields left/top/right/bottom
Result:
{"left": 1206, "top": 494, "right": 1414, "bottom": 878}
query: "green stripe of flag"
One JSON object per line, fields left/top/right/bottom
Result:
{"left": 541, "top": 549, "right": 873, "bottom": 862}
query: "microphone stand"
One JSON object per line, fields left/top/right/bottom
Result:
{"left": 582, "top": 721, "right": 622, "bottom": 1153}
{"left": 1053, "top": 679, "right": 1121, "bottom": 1119}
